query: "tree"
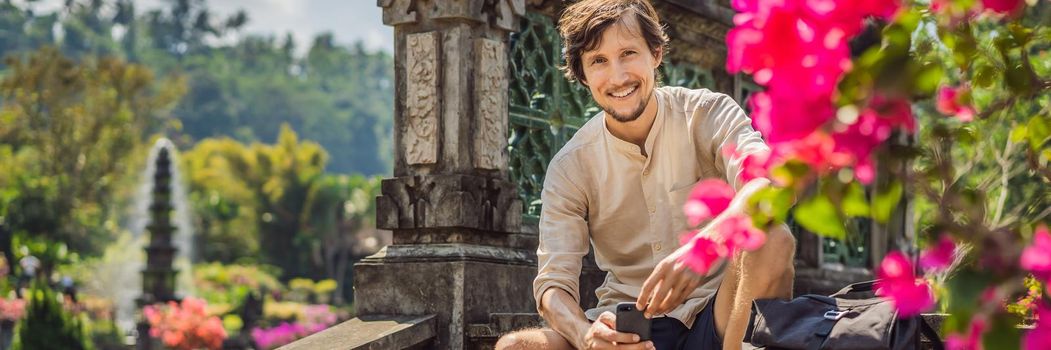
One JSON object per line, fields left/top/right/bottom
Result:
{"left": 0, "top": 46, "right": 184, "bottom": 255}
{"left": 12, "top": 281, "right": 91, "bottom": 350}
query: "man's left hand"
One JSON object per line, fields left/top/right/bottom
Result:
{"left": 635, "top": 242, "right": 720, "bottom": 318}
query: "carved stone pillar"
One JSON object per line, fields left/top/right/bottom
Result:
{"left": 356, "top": 1, "right": 530, "bottom": 349}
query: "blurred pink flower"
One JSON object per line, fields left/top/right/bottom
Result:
{"left": 875, "top": 251, "right": 935, "bottom": 317}
{"left": 831, "top": 96, "right": 915, "bottom": 184}
{"left": 936, "top": 86, "right": 976, "bottom": 122}
{"left": 727, "top": 0, "right": 853, "bottom": 99}
{"left": 1021, "top": 225, "right": 1051, "bottom": 282}
{"left": 718, "top": 216, "right": 767, "bottom": 252}
{"left": 920, "top": 235, "right": 957, "bottom": 273}
{"left": 740, "top": 150, "right": 774, "bottom": 184}
{"left": 683, "top": 179, "right": 735, "bottom": 227}
{"left": 780, "top": 132, "right": 853, "bottom": 176}
{"left": 982, "top": 0, "right": 1024, "bottom": 14}
{"left": 303, "top": 305, "right": 339, "bottom": 333}
{"left": 253, "top": 322, "right": 307, "bottom": 349}
{"left": 681, "top": 236, "right": 728, "bottom": 275}
{"left": 144, "top": 297, "right": 226, "bottom": 350}
{"left": 749, "top": 91, "right": 836, "bottom": 145}
{"left": 0, "top": 298, "right": 26, "bottom": 321}
{"left": 946, "top": 316, "right": 986, "bottom": 350}
{"left": 1024, "top": 304, "right": 1051, "bottom": 350}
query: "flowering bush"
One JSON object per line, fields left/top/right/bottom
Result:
{"left": 0, "top": 296, "right": 26, "bottom": 321}
{"left": 143, "top": 297, "right": 227, "bottom": 350}
{"left": 680, "top": 0, "right": 1050, "bottom": 347}
{"left": 250, "top": 304, "right": 338, "bottom": 349}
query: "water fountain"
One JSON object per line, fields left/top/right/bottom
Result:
{"left": 99, "top": 138, "right": 196, "bottom": 338}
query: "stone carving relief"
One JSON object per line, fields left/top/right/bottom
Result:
{"left": 376, "top": 174, "right": 522, "bottom": 233}
{"left": 405, "top": 32, "right": 440, "bottom": 165}
{"left": 492, "top": 0, "right": 527, "bottom": 32}
{"left": 378, "top": 0, "right": 418, "bottom": 26}
{"left": 473, "top": 38, "right": 508, "bottom": 170}
{"left": 379, "top": 0, "right": 524, "bottom": 31}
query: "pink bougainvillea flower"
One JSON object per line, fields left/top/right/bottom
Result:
{"left": 1021, "top": 224, "right": 1051, "bottom": 282}
{"left": 683, "top": 179, "right": 735, "bottom": 226}
{"left": 681, "top": 236, "right": 729, "bottom": 275}
{"left": 727, "top": 0, "right": 853, "bottom": 99}
{"left": 920, "top": 235, "right": 957, "bottom": 273}
{"left": 722, "top": 144, "right": 775, "bottom": 185}
{"left": 946, "top": 316, "right": 987, "bottom": 350}
{"left": 830, "top": 96, "right": 915, "bottom": 184}
{"left": 718, "top": 215, "right": 767, "bottom": 251}
{"left": 778, "top": 131, "right": 853, "bottom": 178}
{"left": 1024, "top": 303, "right": 1051, "bottom": 350}
{"left": 982, "top": 0, "right": 1024, "bottom": 14}
{"left": 936, "top": 85, "right": 976, "bottom": 122}
{"left": 979, "top": 286, "right": 1000, "bottom": 304}
{"left": 804, "top": 0, "right": 903, "bottom": 37}
{"left": 749, "top": 91, "right": 837, "bottom": 146}
{"left": 875, "top": 251, "right": 935, "bottom": 317}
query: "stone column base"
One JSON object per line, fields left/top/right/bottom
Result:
{"left": 354, "top": 244, "right": 537, "bottom": 349}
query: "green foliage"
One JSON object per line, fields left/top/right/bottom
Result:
{"left": 181, "top": 127, "right": 384, "bottom": 294}
{"left": 193, "top": 262, "right": 283, "bottom": 311}
{"left": 1, "top": 0, "right": 395, "bottom": 175}
{"left": 0, "top": 46, "right": 183, "bottom": 255}
{"left": 794, "top": 195, "right": 847, "bottom": 240}
{"left": 12, "top": 281, "right": 92, "bottom": 350}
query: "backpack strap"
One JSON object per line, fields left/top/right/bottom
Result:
{"left": 829, "top": 280, "right": 879, "bottom": 298}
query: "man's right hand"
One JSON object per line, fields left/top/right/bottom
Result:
{"left": 582, "top": 311, "right": 655, "bottom": 350}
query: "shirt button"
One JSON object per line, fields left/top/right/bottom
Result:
{"left": 654, "top": 243, "right": 663, "bottom": 251}
{"left": 643, "top": 170, "right": 650, "bottom": 176}
{"left": 648, "top": 206, "right": 655, "bottom": 213}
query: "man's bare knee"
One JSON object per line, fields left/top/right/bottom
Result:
{"left": 495, "top": 332, "right": 528, "bottom": 350}
{"left": 740, "top": 225, "right": 796, "bottom": 289}
{"left": 754, "top": 224, "right": 795, "bottom": 266}
{"left": 495, "top": 328, "right": 569, "bottom": 350}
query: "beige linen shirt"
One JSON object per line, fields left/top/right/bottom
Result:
{"left": 533, "top": 86, "right": 770, "bottom": 328}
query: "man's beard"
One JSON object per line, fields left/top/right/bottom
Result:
{"left": 602, "top": 87, "right": 652, "bottom": 123}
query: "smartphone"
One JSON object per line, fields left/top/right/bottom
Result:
{"left": 615, "top": 302, "right": 652, "bottom": 341}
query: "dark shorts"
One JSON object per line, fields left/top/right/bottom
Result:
{"left": 650, "top": 294, "right": 722, "bottom": 350}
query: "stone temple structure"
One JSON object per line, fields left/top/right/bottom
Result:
{"left": 283, "top": 1, "right": 914, "bottom": 349}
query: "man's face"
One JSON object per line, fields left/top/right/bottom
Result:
{"left": 580, "top": 14, "right": 661, "bottom": 123}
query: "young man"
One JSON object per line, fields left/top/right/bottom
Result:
{"left": 496, "top": 1, "right": 795, "bottom": 349}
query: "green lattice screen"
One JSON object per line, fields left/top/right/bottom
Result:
{"left": 506, "top": 11, "right": 870, "bottom": 268}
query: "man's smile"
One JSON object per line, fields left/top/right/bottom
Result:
{"left": 608, "top": 83, "right": 639, "bottom": 99}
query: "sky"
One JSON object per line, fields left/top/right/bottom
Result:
{"left": 23, "top": 0, "right": 395, "bottom": 55}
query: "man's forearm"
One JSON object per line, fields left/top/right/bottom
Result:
{"left": 539, "top": 287, "right": 592, "bottom": 349}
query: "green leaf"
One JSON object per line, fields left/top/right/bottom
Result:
{"left": 793, "top": 195, "right": 846, "bottom": 239}
{"left": 1005, "top": 62, "right": 1033, "bottom": 95}
{"left": 749, "top": 186, "right": 794, "bottom": 226}
{"left": 973, "top": 64, "right": 997, "bottom": 88}
{"left": 1027, "top": 116, "right": 1050, "bottom": 151}
{"left": 770, "top": 161, "right": 811, "bottom": 187}
{"left": 955, "top": 124, "right": 978, "bottom": 145}
{"left": 913, "top": 64, "right": 944, "bottom": 96}
{"left": 1008, "top": 22, "right": 1033, "bottom": 47}
{"left": 872, "top": 181, "right": 903, "bottom": 223}
{"left": 841, "top": 182, "right": 870, "bottom": 217}
{"left": 1010, "top": 124, "right": 1028, "bottom": 143}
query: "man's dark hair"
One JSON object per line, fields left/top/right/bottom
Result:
{"left": 557, "top": 0, "right": 669, "bottom": 85}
